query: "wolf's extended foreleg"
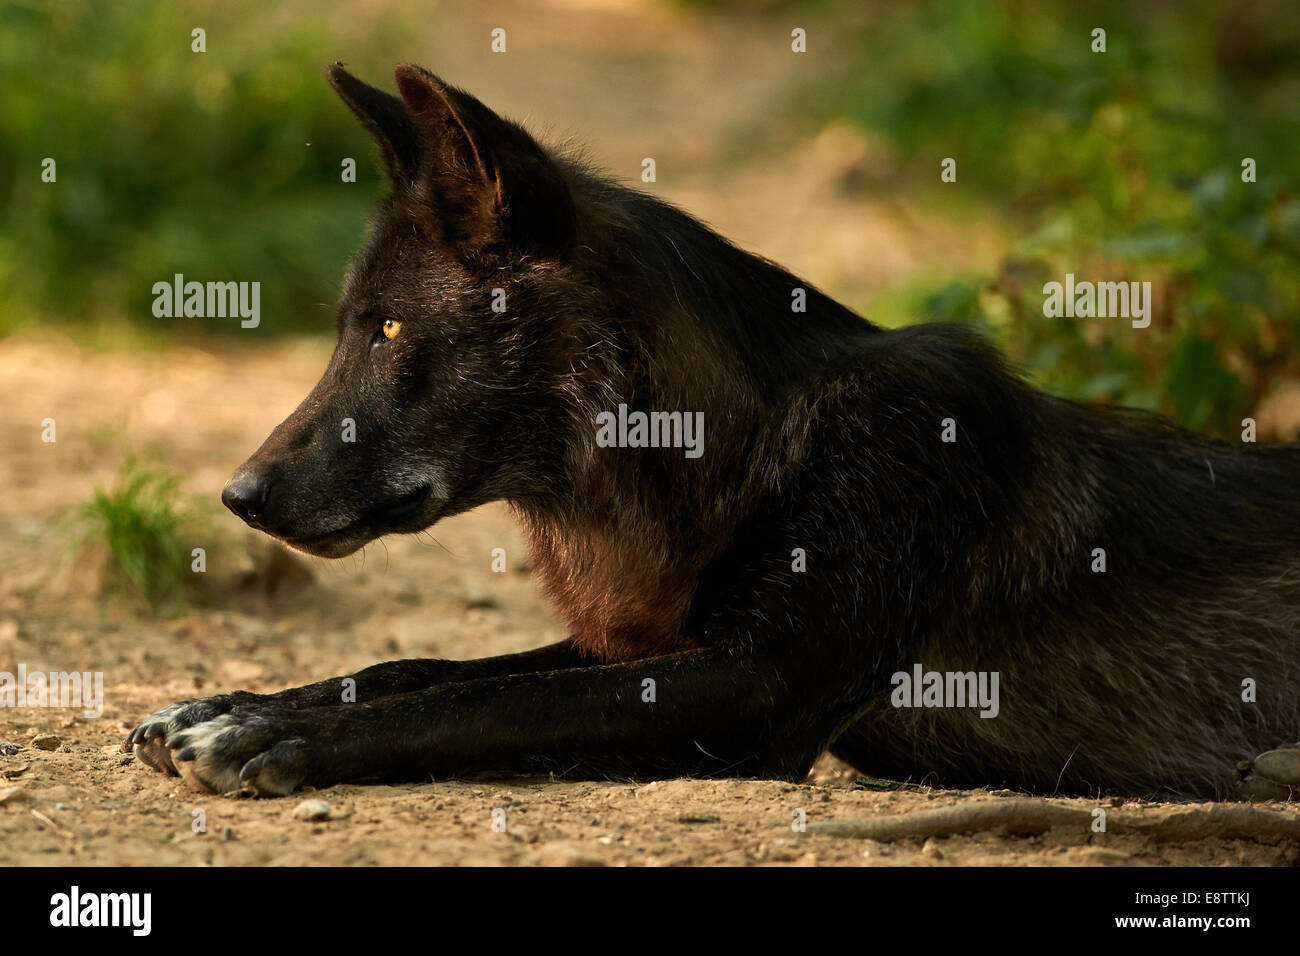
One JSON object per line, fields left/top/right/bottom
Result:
{"left": 143, "top": 648, "right": 836, "bottom": 795}
{"left": 124, "top": 639, "right": 591, "bottom": 775}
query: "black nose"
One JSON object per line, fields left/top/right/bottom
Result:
{"left": 222, "top": 471, "right": 270, "bottom": 524}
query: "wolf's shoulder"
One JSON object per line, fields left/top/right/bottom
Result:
{"left": 790, "top": 321, "right": 1032, "bottom": 418}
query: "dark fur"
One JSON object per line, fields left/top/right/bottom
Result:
{"left": 125, "top": 64, "right": 1300, "bottom": 800}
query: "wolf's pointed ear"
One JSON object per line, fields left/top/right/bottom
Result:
{"left": 393, "top": 63, "right": 574, "bottom": 261}
{"left": 327, "top": 63, "right": 421, "bottom": 183}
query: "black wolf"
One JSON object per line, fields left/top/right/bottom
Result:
{"left": 126, "top": 63, "right": 1300, "bottom": 801}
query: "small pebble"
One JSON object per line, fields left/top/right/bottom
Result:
{"left": 0, "top": 742, "right": 22, "bottom": 756}
{"left": 293, "top": 799, "right": 331, "bottom": 821}
{"left": 532, "top": 844, "right": 605, "bottom": 867}
{"left": 31, "top": 734, "right": 61, "bottom": 751}
{"left": 0, "top": 786, "right": 30, "bottom": 805}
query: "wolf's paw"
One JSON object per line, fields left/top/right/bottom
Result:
{"left": 123, "top": 692, "right": 268, "bottom": 777}
{"left": 1234, "top": 743, "right": 1300, "bottom": 800}
{"left": 164, "top": 711, "right": 313, "bottom": 797}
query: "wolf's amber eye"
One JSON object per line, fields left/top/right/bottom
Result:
{"left": 382, "top": 319, "right": 401, "bottom": 341}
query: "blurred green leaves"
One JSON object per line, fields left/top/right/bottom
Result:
{"left": 0, "top": 0, "right": 411, "bottom": 337}
{"left": 802, "top": 0, "right": 1300, "bottom": 438}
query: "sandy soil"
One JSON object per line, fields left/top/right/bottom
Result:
{"left": 2, "top": 337, "right": 1299, "bottom": 867}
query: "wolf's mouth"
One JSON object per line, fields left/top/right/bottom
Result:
{"left": 277, "top": 484, "right": 436, "bottom": 557}
{"left": 367, "top": 483, "right": 433, "bottom": 525}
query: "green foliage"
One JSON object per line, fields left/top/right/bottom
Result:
{"left": 802, "top": 0, "right": 1300, "bottom": 437}
{"left": 0, "top": 0, "right": 413, "bottom": 337}
{"left": 76, "top": 458, "right": 205, "bottom": 608}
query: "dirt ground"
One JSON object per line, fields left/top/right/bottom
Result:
{"left": 3, "top": 0, "right": 1299, "bottom": 867}
{"left": 2, "top": 337, "right": 1298, "bottom": 867}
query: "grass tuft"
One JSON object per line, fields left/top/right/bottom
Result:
{"left": 77, "top": 458, "right": 203, "bottom": 609}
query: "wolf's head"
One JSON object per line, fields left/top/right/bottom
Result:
{"left": 222, "top": 64, "right": 583, "bottom": 557}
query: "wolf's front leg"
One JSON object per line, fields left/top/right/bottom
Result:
{"left": 124, "top": 639, "right": 590, "bottom": 777}
{"left": 155, "top": 648, "right": 833, "bottom": 795}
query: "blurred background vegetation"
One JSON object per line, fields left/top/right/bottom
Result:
{"left": 2, "top": 0, "right": 1298, "bottom": 439}
{"left": 793, "top": 0, "right": 1300, "bottom": 438}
